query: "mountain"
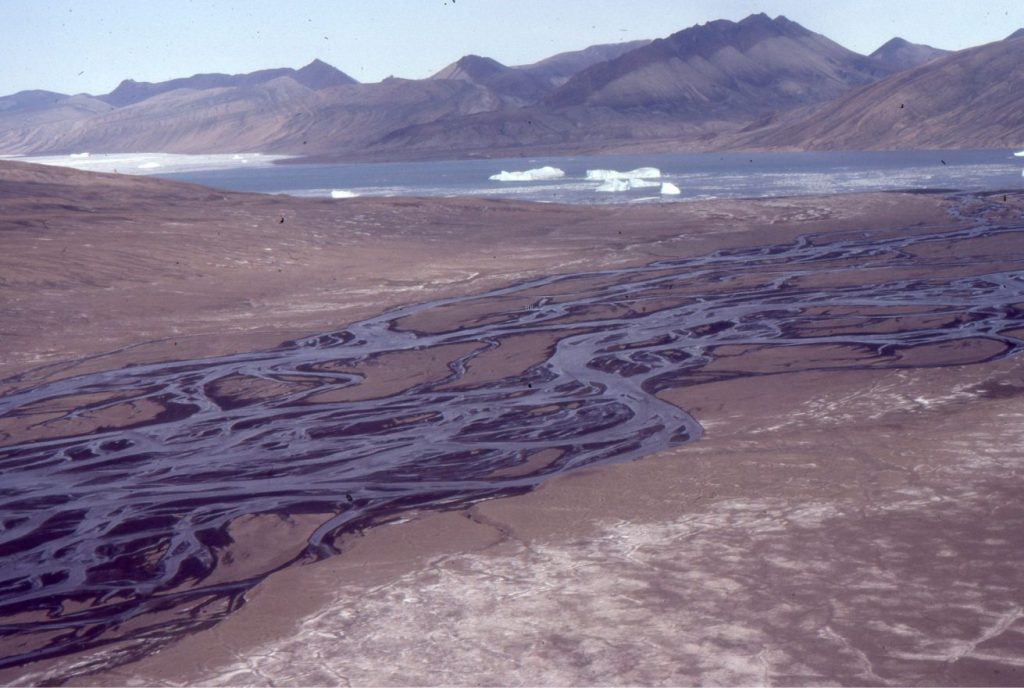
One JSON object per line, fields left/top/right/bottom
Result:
{"left": 735, "top": 32, "right": 1024, "bottom": 150}
{"left": 544, "top": 13, "right": 894, "bottom": 119}
{"left": 516, "top": 40, "right": 651, "bottom": 88}
{"left": 430, "top": 55, "right": 549, "bottom": 105}
{"left": 2, "top": 18, "right": 1021, "bottom": 160}
{"left": 100, "top": 59, "right": 356, "bottom": 107}
{"left": 0, "top": 75, "right": 500, "bottom": 155}
{"left": 869, "top": 37, "right": 949, "bottom": 71}
{"left": 0, "top": 89, "right": 71, "bottom": 113}
{"left": 362, "top": 14, "right": 901, "bottom": 158}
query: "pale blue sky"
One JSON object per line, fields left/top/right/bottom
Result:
{"left": 4, "top": 0, "right": 1022, "bottom": 97}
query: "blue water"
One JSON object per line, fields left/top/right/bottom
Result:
{"left": 155, "top": 149, "right": 1024, "bottom": 204}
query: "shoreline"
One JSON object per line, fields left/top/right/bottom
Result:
{"left": 3, "top": 161, "right": 1024, "bottom": 685}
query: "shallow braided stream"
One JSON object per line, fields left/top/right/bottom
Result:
{"left": 2, "top": 192, "right": 1024, "bottom": 675}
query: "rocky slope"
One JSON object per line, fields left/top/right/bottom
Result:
{"left": 735, "top": 33, "right": 1024, "bottom": 150}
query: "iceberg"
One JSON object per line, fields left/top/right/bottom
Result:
{"left": 69, "top": 152, "right": 90, "bottom": 159}
{"left": 1014, "top": 150, "right": 1024, "bottom": 157}
{"left": 586, "top": 167, "right": 661, "bottom": 181}
{"left": 137, "top": 161, "right": 161, "bottom": 169}
{"left": 331, "top": 189, "right": 359, "bottom": 199}
{"left": 595, "top": 179, "right": 631, "bottom": 192}
{"left": 660, "top": 182, "right": 681, "bottom": 195}
{"left": 489, "top": 166, "right": 565, "bottom": 182}
{"left": 595, "top": 177, "right": 662, "bottom": 192}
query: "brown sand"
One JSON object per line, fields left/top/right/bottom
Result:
{"left": 3, "top": 160, "right": 1024, "bottom": 685}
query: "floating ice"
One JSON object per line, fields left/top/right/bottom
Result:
{"left": 661, "top": 182, "right": 681, "bottom": 195}
{"left": 331, "top": 189, "right": 359, "bottom": 199}
{"left": 1014, "top": 150, "right": 1024, "bottom": 157}
{"left": 595, "top": 177, "right": 662, "bottom": 192}
{"left": 488, "top": 166, "right": 565, "bottom": 182}
{"left": 18, "top": 152, "right": 291, "bottom": 175}
{"left": 586, "top": 167, "right": 661, "bottom": 181}
{"left": 595, "top": 179, "right": 630, "bottom": 192}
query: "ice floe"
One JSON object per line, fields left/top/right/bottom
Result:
{"left": 330, "top": 189, "right": 359, "bottom": 199}
{"left": 18, "top": 152, "right": 291, "bottom": 175}
{"left": 595, "top": 178, "right": 662, "bottom": 192}
{"left": 488, "top": 166, "right": 565, "bottom": 182}
{"left": 660, "top": 182, "right": 681, "bottom": 195}
{"left": 1014, "top": 150, "right": 1024, "bottom": 157}
{"left": 586, "top": 167, "right": 661, "bottom": 181}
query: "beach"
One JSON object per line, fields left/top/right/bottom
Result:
{"left": 2, "top": 160, "right": 1024, "bottom": 685}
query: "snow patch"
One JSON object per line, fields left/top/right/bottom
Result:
{"left": 586, "top": 167, "right": 661, "bottom": 181}
{"left": 137, "top": 162, "right": 161, "bottom": 169}
{"left": 331, "top": 189, "right": 359, "bottom": 199}
{"left": 661, "top": 182, "right": 681, "bottom": 195}
{"left": 69, "top": 152, "right": 90, "bottom": 159}
{"left": 489, "top": 166, "right": 565, "bottom": 182}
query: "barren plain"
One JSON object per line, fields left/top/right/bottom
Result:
{"left": 2, "top": 160, "right": 1024, "bottom": 685}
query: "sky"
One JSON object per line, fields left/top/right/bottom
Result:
{"left": 4, "top": 0, "right": 1023, "bottom": 97}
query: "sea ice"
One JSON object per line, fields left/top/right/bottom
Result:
{"left": 488, "top": 166, "right": 565, "bottom": 182}
{"left": 595, "top": 179, "right": 630, "bottom": 192}
{"left": 1014, "top": 150, "right": 1024, "bottom": 157}
{"left": 331, "top": 189, "right": 359, "bottom": 198}
{"left": 18, "top": 152, "right": 291, "bottom": 175}
{"left": 586, "top": 167, "right": 661, "bottom": 181}
{"left": 661, "top": 182, "right": 681, "bottom": 195}
{"left": 595, "top": 177, "right": 662, "bottom": 192}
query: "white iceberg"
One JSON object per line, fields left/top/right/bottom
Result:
{"left": 1014, "top": 150, "right": 1024, "bottom": 157}
{"left": 595, "top": 179, "right": 630, "bottom": 192}
{"left": 137, "top": 161, "right": 161, "bottom": 169}
{"left": 586, "top": 167, "right": 661, "bottom": 181}
{"left": 69, "top": 152, "right": 90, "bottom": 159}
{"left": 488, "top": 166, "right": 565, "bottom": 182}
{"left": 331, "top": 189, "right": 359, "bottom": 199}
{"left": 595, "top": 177, "right": 662, "bottom": 192}
{"left": 661, "top": 182, "right": 681, "bottom": 195}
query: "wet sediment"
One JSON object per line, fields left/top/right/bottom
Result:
{"left": 2, "top": 192, "right": 1024, "bottom": 677}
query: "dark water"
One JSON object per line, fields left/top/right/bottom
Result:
{"left": 3, "top": 192, "right": 1024, "bottom": 675}
{"left": 154, "top": 149, "right": 1024, "bottom": 204}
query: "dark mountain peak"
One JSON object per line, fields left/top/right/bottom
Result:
{"left": 876, "top": 37, "right": 913, "bottom": 50}
{"left": 432, "top": 55, "right": 509, "bottom": 82}
{"left": 869, "top": 36, "right": 950, "bottom": 71}
{"left": 547, "top": 14, "right": 887, "bottom": 113}
{"left": 1008, "top": 28, "right": 1024, "bottom": 40}
{"left": 294, "top": 58, "right": 357, "bottom": 89}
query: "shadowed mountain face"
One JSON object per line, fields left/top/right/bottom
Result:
{"left": 735, "top": 33, "right": 1024, "bottom": 150}
{"left": 100, "top": 59, "right": 357, "bottom": 107}
{"left": 869, "top": 37, "right": 950, "bottom": 72}
{"left": 545, "top": 13, "right": 893, "bottom": 118}
{"left": 516, "top": 40, "right": 651, "bottom": 88}
{"left": 360, "top": 14, "right": 914, "bottom": 158}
